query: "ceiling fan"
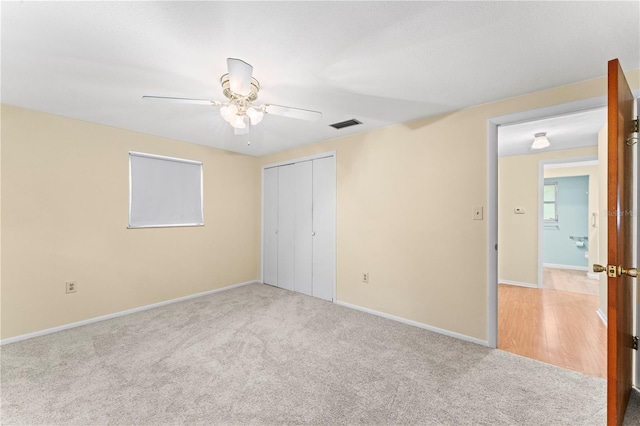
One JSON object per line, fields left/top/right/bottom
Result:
{"left": 143, "top": 58, "right": 323, "bottom": 140}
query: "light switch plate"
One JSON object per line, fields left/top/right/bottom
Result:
{"left": 514, "top": 207, "right": 526, "bottom": 214}
{"left": 472, "top": 206, "right": 483, "bottom": 220}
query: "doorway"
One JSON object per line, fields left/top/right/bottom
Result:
{"left": 488, "top": 61, "right": 640, "bottom": 425}
{"left": 494, "top": 107, "right": 607, "bottom": 377}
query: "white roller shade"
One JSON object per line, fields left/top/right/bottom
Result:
{"left": 129, "top": 152, "right": 203, "bottom": 228}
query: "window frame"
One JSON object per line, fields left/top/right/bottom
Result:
{"left": 543, "top": 182, "right": 558, "bottom": 223}
{"left": 128, "top": 151, "right": 204, "bottom": 229}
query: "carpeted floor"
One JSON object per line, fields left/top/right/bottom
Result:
{"left": 0, "top": 283, "right": 634, "bottom": 425}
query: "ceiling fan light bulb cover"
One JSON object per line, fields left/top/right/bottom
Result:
{"left": 247, "top": 107, "right": 264, "bottom": 125}
{"left": 220, "top": 103, "right": 239, "bottom": 122}
{"left": 231, "top": 115, "right": 247, "bottom": 129}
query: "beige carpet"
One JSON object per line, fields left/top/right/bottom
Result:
{"left": 0, "top": 283, "right": 633, "bottom": 425}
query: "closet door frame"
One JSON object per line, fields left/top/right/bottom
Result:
{"left": 260, "top": 151, "right": 337, "bottom": 302}
{"left": 262, "top": 167, "right": 279, "bottom": 285}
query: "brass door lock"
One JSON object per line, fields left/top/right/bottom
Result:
{"left": 593, "top": 264, "right": 638, "bottom": 278}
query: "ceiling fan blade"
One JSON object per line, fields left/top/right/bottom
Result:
{"left": 142, "top": 96, "right": 221, "bottom": 106}
{"left": 264, "top": 104, "right": 323, "bottom": 121}
{"left": 227, "top": 58, "right": 253, "bottom": 96}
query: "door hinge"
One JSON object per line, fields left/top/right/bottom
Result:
{"left": 633, "top": 336, "right": 638, "bottom": 351}
{"left": 628, "top": 118, "right": 639, "bottom": 145}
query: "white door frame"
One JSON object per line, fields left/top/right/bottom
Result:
{"left": 487, "top": 96, "right": 607, "bottom": 348}
{"left": 634, "top": 96, "right": 639, "bottom": 388}
{"left": 260, "top": 151, "right": 337, "bottom": 302}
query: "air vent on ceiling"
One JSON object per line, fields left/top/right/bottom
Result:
{"left": 329, "top": 118, "right": 362, "bottom": 129}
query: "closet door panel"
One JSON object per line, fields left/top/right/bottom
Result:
{"left": 277, "top": 164, "right": 296, "bottom": 291}
{"left": 263, "top": 167, "right": 278, "bottom": 285}
{"left": 294, "top": 161, "right": 313, "bottom": 296}
{"left": 312, "top": 157, "right": 336, "bottom": 301}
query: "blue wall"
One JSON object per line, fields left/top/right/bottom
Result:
{"left": 543, "top": 175, "right": 589, "bottom": 267}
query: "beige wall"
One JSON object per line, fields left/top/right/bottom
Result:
{"left": 544, "top": 163, "right": 600, "bottom": 274}
{"left": 261, "top": 118, "right": 488, "bottom": 339}
{"left": 498, "top": 147, "right": 598, "bottom": 286}
{"left": 260, "top": 69, "right": 639, "bottom": 341}
{"left": 2, "top": 69, "right": 638, "bottom": 343}
{"left": 0, "top": 106, "right": 261, "bottom": 339}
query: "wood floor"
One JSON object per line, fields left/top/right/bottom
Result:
{"left": 542, "top": 267, "right": 599, "bottom": 295}
{"left": 498, "top": 269, "right": 606, "bottom": 378}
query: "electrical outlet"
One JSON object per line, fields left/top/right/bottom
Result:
{"left": 362, "top": 272, "right": 369, "bottom": 283}
{"left": 66, "top": 281, "right": 77, "bottom": 294}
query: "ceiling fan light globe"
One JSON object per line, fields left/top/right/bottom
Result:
{"left": 250, "top": 114, "right": 263, "bottom": 126}
{"left": 220, "top": 103, "right": 238, "bottom": 122}
{"left": 247, "top": 107, "right": 264, "bottom": 125}
{"left": 230, "top": 115, "right": 247, "bottom": 129}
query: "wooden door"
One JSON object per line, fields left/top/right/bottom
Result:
{"left": 294, "top": 161, "right": 313, "bottom": 296}
{"left": 277, "top": 164, "right": 296, "bottom": 291}
{"left": 263, "top": 167, "right": 279, "bottom": 285}
{"left": 607, "top": 58, "right": 635, "bottom": 426}
{"left": 312, "top": 156, "right": 336, "bottom": 301}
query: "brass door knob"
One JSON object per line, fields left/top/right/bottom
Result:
{"left": 593, "top": 264, "right": 606, "bottom": 273}
{"left": 621, "top": 267, "right": 638, "bottom": 278}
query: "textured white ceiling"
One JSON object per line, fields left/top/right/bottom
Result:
{"left": 2, "top": 1, "right": 639, "bottom": 156}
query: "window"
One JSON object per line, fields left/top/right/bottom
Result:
{"left": 543, "top": 183, "right": 558, "bottom": 222}
{"left": 129, "top": 151, "right": 203, "bottom": 228}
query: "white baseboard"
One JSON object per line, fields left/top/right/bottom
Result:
{"left": 499, "top": 279, "right": 538, "bottom": 288}
{"left": 543, "top": 263, "right": 588, "bottom": 272}
{"left": 587, "top": 272, "right": 599, "bottom": 280}
{"left": 596, "top": 308, "right": 607, "bottom": 326}
{"left": 0, "top": 280, "right": 259, "bottom": 346}
{"left": 335, "top": 300, "right": 488, "bottom": 347}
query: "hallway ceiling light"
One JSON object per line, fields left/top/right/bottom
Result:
{"left": 531, "top": 132, "right": 550, "bottom": 150}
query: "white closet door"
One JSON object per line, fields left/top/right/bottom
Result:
{"left": 277, "top": 164, "right": 296, "bottom": 291}
{"left": 263, "top": 167, "right": 278, "bottom": 285}
{"left": 294, "top": 161, "right": 313, "bottom": 296}
{"left": 312, "top": 157, "right": 336, "bottom": 301}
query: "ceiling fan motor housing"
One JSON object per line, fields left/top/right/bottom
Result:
{"left": 220, "top": 74, "right": 260, "bottom": 102}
